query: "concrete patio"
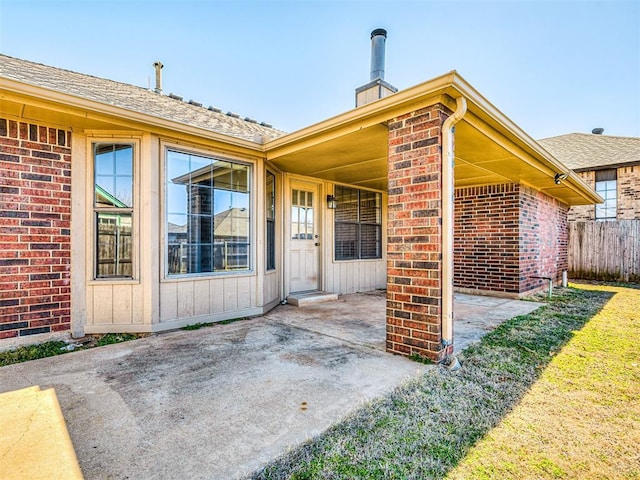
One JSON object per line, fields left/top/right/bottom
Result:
{"left": 0, "top": 291, "right": 542, "bottom": 479}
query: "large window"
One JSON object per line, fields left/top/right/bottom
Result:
{"left": 595, "top": 169, "right": 617, "bottom": 220}
{"left": 166, "top": 149, "right": 251, "bottom": 275}
{"left": 266, "top": 171, "right": 276, "bottom": 271}
{"left": 94, "top": 143, "right": 134, "bottom": 278}
{"left": 334, "top": 185, "right": 382, "bottom": 260}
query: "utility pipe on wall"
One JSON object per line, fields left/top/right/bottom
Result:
{"left": 441, "top": 96, "right": 467, "bottom": 350}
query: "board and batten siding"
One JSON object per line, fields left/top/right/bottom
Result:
{"left": 79, "top": 134, "right": 276, "bottom": 333}
{"left": 159, "top": 275, "right": 260, "bottom": 324}
{"left": 323, "top": 187, "right": 387, "bottom": 294}
{"left": 77, "top": 132, "right": 161, "bottom": 334}
{"left": 263, "top": 271, "right": 280, "bottom": 307}
{"left": 324, "top": 259, "right": 387, "bottom": 294}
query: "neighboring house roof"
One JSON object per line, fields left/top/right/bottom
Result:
{"left": 538, "top": 133, "right": 640, "bottom": 171}
{"left": 166, "top": 208, "right": 249, "bottom": 238}
{"left": 0, "top": 54, "right": 286, "bottom": 143}
{"left": 213, "top": 207, "right": 249, "bottom": 238}
{"left": 167, "top": 222, "right": 187, "bottom": 235}
{"left": 95, "top": 184, "right": 128, "bottom": 208}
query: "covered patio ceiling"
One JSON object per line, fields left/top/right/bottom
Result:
{"left": 265, "top": 72, "right": 601, "bottom": 206}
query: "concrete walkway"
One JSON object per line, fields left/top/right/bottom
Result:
{"left": 454, "top": 293, "right": 543, "bottom": 352}
{"left": 0, "top": 291, "right": 541, "bottom": 479}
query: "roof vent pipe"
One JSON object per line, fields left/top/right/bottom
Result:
{"left": 370, "top": 28, "right": 387, "bottom": 81}
{"left": 592, "top": 127, "right": 604, "bottom": 135}
{"left": 153, "top": 61, "right": 164, "bottom": 94}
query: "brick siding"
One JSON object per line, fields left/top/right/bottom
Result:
{"left": 0, "top": 118, "right": 72, "bottom": 341}
{"left": 454, "top": 183, "right": 568, "bottom": 295}
{"left": 454, "top": 184, "right": 520, "bottom": 293}
{"left": 386, "top": 104, "right": 450, "bottom": 361}
{"left": 618, "top": 166, "right": 640, "bottom": 219}
{"left": 568, "top": 167, "right": 640, "bottom": 221}
{"left": 567, "top": 171, "right": 594, "bottom": 221}
{"left": 519, "top": 185, "right": 568, "bottom": 293}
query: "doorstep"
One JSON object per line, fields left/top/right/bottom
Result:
{"left": 286, "top": 290, "right": 339, "bottom": 306}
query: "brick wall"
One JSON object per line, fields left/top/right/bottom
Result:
{"left": 454, "top": 183, "right": 568, "bottom": 295}
{"left": 567, "top": 171, "right": 594, "bottom": 221}
{"left": 0, "top": 118, "right": 72, "bottom": 342}
{"left": 618, "top": 166, "right": 640, "bottom": 219}
{"left": 519, "top": 185, "right": 568, "bottom": 293}
{"left": 386, "top": 104, "right": 450, "bottom": 361}
{"left": 454, "top": 184, "right": 520, "bottom": 293}
{"left": 568, "top": 166, "right": 640, "bottom": 221}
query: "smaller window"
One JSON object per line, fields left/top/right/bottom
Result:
{"left": 595, "top": 169, "right": 617, "bottom": 220}
{"left": 266, "top": 171, "right": 276, "bottom": 271}
{"left": 94, "top": 143, "right": 134, "bottom": 278}
{"left": 334, "top": 186, "right": 382, "bottom": 260}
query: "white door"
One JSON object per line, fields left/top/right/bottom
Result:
{"left": 289, "top": 182, "right": 319, "bottom": 292}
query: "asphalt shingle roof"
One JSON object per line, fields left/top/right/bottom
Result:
{"left": 0, "top": 54, "right": 286, "bottom": 143}
{"left": 538, "top": 133, "right": 640, "bottom": 171}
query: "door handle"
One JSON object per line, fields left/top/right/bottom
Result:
{"left": 315, "top": 242, "right": 320, "bottom": 246}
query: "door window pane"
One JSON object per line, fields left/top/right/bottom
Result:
{"left": 291, "top": 188, "right": 314, "bottom": 240}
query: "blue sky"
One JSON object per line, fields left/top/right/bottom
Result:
{"left": 1, "top": 0, "right": 638, "bottom": 138}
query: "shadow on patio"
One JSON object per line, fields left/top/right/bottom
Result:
{"left": 271, "top": 290, "right": 543, "bottom": 354}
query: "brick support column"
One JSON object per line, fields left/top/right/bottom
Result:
{"left": 0, "top": 118, "right": 72, "bottom": 342}
{"left": 386, "top": 104, "right": 451, "bottom": 361}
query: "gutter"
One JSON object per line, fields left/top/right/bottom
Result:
{"left": 441, "top": 96, "right": 467, "bottom": 352}
{"left": 448, "top": 79, "right": 601, "bottom": 205}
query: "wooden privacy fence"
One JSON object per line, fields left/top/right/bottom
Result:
{"left": 568, "top": 220, "right": 640, "bottom": 282}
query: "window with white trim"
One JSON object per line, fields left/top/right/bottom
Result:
{"left": 334, "top": 185, "right": 382, "bottom": 260}
{"left": 166, "top": 149, "right": 251, "bottom": 275}
{"left": 94, "top": 143, "right": 134, "bottom": 278}
{"left": 595, "top": 169, "right": 617, "bottom": 220}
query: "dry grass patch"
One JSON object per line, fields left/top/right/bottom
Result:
{"left": 448, "top": 282, "right": 640, "bottom": 480}
{"left": 251, "top": 285, "right": 619, "bottom": 480}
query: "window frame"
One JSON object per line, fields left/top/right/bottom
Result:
{"left": 266, "top": 170, "right": 276, "bottom": 271}
{"left": 92, "top": 141, "right": 137, "bottom": 281}
{"left": 333, "top": 185, "right": 383, "bottom": 261}
{"left": 163, "top": 145, "right": 254, "bottom": 278}
{"left": 594, "top": 169, "right": 617, "bottom": 221}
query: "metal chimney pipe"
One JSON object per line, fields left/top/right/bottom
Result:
{"left": 153, "top": 61, "right": 163, "bottom": 94}
{"left": 370, "top": 28, "right": 387, "bottom": 81}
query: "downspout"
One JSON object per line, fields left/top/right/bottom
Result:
{"left": 441, "top": 96, "right": 467, "bottom": 358}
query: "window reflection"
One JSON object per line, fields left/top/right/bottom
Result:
{"left": 94, "top": 144, "right": 134, "bottom": 278}
{"left": 94, "top": 144, "right": 133, "bottom": 208}
{"left": 595, "top": 171, "right": 617, "bottom": 220}
{"left": 266, "top": 172, "right": 276, "bottom": 271}
{"left": 166, "top": 149, "right": 251, "bottom": 275}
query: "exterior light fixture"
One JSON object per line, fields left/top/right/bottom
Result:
{"left": 554, "top": 173, "right": 568, "bottom": 185}
{"left": 326, "top": 194, "right": 338, "bottom": 209}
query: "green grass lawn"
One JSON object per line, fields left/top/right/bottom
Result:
{"left": 0, "top": 333, "right": 140, "bottom": 367}
{"left": 252, "top": 283, "right": 639, "bottom": 479}
{"left": 448, "top": 283, "right": 639, "bottom": 480}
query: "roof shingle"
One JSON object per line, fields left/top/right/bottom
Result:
{"left": 0, "top": 54, "right": 286, "bottom": 143}
{"left": 538, "top": 133, "right": 640, "bottom": 171}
